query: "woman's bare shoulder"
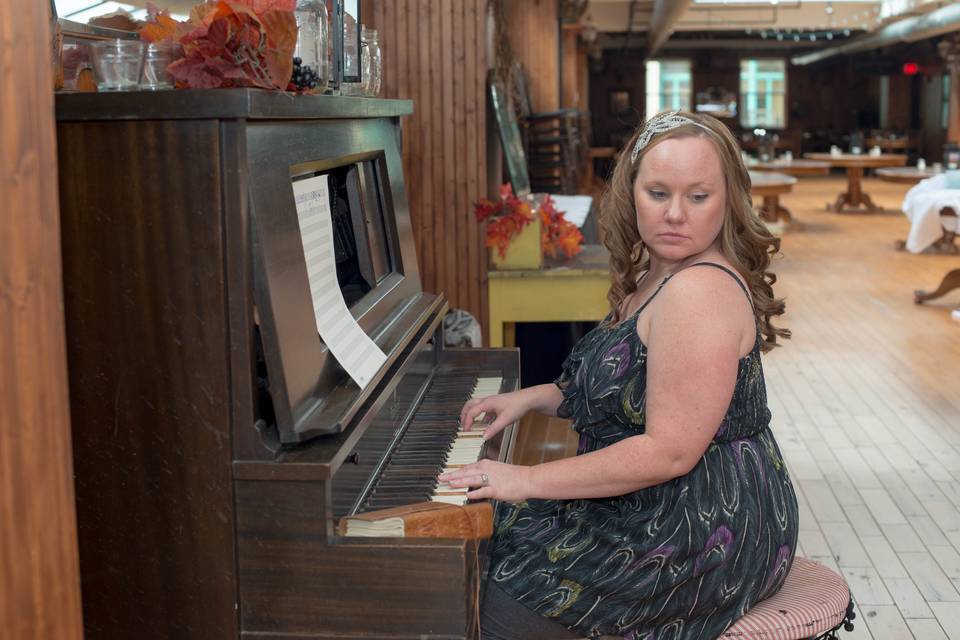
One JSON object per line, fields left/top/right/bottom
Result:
{"left": 640, "top": 262, "right": 755, "bottom": 353}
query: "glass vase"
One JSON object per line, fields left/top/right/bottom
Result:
{"left": 294, "top": 0, "right": 329, "bottom": 92}
{"left": 361, "top": 26, "right": 381, "bottom": 97}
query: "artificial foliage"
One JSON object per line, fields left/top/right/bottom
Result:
{"left": 474, "top": 184, "right": 584, "bottom": 260}
{"left": 139, "top": 0, "right": 297, "bottom": 90}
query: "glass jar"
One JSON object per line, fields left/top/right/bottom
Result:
{"left": 361, "top": 26, "right": 381, "bottom": 97}
{"left": 294, "top": 0, "right": 329, "bottom": 92}
{"left": 341, "top": 17, "right": 362, "bottom": 96}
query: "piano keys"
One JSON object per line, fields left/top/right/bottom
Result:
{"left": 56, "top": 89, "right": 519, "bottom": 639}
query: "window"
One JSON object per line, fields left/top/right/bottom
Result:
{"left": 54, "top": 1, "right": 188, "bottom": 22}
{"left": 740, "top": 59, "right": 786, "bottom": 129}
{"left": 943, "top": 74, "right": 951, "bottom": 130}
{"left": 645, "top": 60, "right": 692, "bottom": 120}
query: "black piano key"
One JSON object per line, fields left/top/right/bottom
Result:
{"left": 349, "top": 373, "right": 480, "bottom": 514}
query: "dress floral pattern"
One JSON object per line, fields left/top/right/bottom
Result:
{"left": 488, "top": 263, "right": 799, "bottom": 640}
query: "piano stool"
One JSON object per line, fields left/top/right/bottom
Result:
{"left": 585, "top": 557, "right": 854, "bottom": 640}
{"left": 720, "top": 557, "right": 854, "bottom": 639}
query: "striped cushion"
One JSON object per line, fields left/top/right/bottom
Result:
{"left": 721, "top": 557, "right": 850, "bottom": 639}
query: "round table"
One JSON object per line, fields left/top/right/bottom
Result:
{"left": 805, "top": 152, "right": 907, "bottom": 212}
{"left": 876, "top": 167, "right": 940, "bottom": 184}
{"left": 749, "top": 171, "right": 798, "bottom": 226}
{"left": 748, "top": 158, "right": 830, "bottom": 177}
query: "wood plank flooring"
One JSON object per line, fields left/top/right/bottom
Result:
{"left": 512, "top": 175, "right": 960, "bottom": 639}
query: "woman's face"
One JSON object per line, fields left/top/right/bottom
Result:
{"left": 632, "top": 135, "right": 727, "bottom": 263}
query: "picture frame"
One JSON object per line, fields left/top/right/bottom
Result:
{"left": 330, "top": 0, "right": 361, "bottom": 90}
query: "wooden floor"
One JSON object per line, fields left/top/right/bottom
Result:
{"left": 513, "top": 175, "right": 960, "bottom": 639}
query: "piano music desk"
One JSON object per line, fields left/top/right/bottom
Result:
{"left": 487, "top": 244, "right": 610, "bottom": 347}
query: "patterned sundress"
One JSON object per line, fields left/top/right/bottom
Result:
{"left": 488, "top": 262, "right": 799, "bottom": 640}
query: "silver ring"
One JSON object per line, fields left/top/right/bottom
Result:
{"left": 481, "top": 473, "right": 489, "bottom": 487}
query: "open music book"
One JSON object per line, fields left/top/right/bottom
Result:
{"left": 339, "top": 501, "right": 493, "bottom": 539}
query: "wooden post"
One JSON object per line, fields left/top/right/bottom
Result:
{"left": 561, "top": 25, "right": 581, "bottom": 110}
{"left": 0, "top": 0, "right": 84, "bottom": 638}
{"left": 939, "top": 35, "right": 960, "bottom": 143}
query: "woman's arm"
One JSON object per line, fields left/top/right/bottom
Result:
{"left": 525, "top": 382, "right": 566, "bottom": 417}
{"left": 445, "top": 268, "right": 749, "bottom": 502}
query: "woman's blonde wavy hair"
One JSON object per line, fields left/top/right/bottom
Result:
{"left": 599, "top": 110, "right": 790, "bottom": 352}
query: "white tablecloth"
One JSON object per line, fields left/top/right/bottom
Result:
{"left": 902, "top": 174, "right": 960, "bottom": 253}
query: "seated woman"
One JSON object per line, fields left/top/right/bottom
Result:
{"left": 441, "top": 110, "right": 799, "bottom": 640}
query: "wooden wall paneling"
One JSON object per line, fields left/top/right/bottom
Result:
{"left": 429, "top": 0, "right": 444, "bottom": 300}
{"left": 561, "top": 26, "right": 581, "bottom": 109}
{"left": 442, "top": 1, "right": 456, "bottom": 311}
{"left": 465, "top": 0, "right": 481, "bottom": 319}
{"left": 416, "top": 0, "right": 435, "bottom": 296}
{"left": 452, "top": 2, "right": 467, "bottom": 314}
{"left": 0, "top": 0, "right": 84, "bottom": 638}
{"left": 506, "top": 0, "right": 560, "bottom": 111}
{"left": 369, "top": 0, "right": 490, "bottom": 330}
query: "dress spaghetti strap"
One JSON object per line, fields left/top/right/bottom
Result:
{"left": 686, "top": 262, "right": 753, "bottom": 306}
{"left": 633, "top": 261, "right": 752, "bottom": 318}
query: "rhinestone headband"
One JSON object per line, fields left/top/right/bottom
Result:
{"left": 630, "top": 111, "right": 712, "bottom": 163}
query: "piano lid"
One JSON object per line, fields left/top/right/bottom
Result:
{"left": 248, "top": 111, "right": 437, "bottom": 444}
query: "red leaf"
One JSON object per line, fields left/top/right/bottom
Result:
{"left": 251, "top": 0, "right": 296, "bottom": 12}
{"left": 168, "top": 55, "right": 227, "bottom": 88}
{"left": 259, "top": 9, "right": 297, "bottom": 88}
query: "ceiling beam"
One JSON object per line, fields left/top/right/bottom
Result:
{"left": 792, "top": 2, "right": 960, "bottom": 66}
{"left": 647, "top": 0, "right": 693, "bottom": 58}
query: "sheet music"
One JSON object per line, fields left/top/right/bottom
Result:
{"left": 293, "top": 174, "right": 387, "bottom": 388}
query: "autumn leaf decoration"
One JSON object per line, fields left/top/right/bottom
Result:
{"left": 473, "top": 184, "right": 583, "bottom": 260}
{"left": 139, "top": 0, "right": 297, "bottom": 90}
{"left": 474, "top": 184, "right": 535, "bottom": 259}
{"left": 539, "top": 194, "right": 584, "bottom": 259}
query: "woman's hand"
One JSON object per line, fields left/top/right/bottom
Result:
{"left": 459, "top": 389, "right": 531, "bottom": 441}
{"left": 438, "top": 459, "right": 532, "bottom": 503}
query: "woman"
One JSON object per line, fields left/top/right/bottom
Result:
{"left": 440, "top": 110, "right": 798, "bottom": 639}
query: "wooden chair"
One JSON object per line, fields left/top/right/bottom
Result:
{"left": 510, "top": 63, "right": 585, "bottom": 194}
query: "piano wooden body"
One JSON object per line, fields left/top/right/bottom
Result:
{"left": 55, "top": 90, "right": 518, "bottom": 639}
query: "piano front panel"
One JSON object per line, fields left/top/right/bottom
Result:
{"left": 235, "top": 348, "right": 518, "bottom": 639}
{"left": 236, "top": 480, "right": 480, "bottom": 638}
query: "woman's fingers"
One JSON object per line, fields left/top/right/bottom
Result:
{"left": 482, "top": 417, "right": 508, "bottom": 441}
{"left": 438, "top": 461, "right": 484, "bottom": 483}
{"left": 466, "top": 486, "right": 493, "bottom": 500}
{"left": 459, "top": 398, "right": 482, "bottom": 428}
{"left": 462, "top": 400, "right": 494, "bottom": 432}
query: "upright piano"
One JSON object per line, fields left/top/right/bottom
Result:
{"left": 55, "top": 90, "right": 518, "bottom": 639}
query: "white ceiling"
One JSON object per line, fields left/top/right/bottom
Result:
{"left": 586, "top": 0, "right": 947, "bottom": 33}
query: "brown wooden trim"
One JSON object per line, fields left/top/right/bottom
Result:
{"left": 0, "top": 1, "right": 84, "bottom": 638}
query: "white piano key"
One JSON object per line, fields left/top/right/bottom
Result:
{"left": 428, "top": 376, "right": 502, "bottom": 503}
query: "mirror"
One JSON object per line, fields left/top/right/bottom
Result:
{"left": 488, "top": 72, "right": 531, "bottom": 197}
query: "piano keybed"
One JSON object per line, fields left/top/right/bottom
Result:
{"left": 334, "top": 374, "right": 503, "bottom": 515}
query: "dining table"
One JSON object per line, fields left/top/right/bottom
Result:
{"left": 749, "top": 170, "right": 798, "bottom": 227}
{"left": 876, "top": 166, "right": 941, "bottom": 184}
{"left": 747, "top": 158, "right": 830, "bottom": 177}
{"left": 805, "top": 152, "right": 907, "bottom": 212}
